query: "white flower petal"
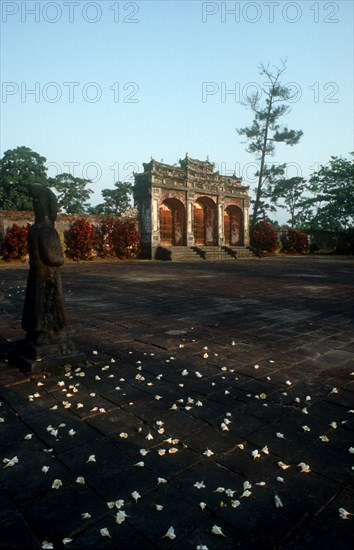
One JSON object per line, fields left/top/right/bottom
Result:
{"left": 339, "top": 507, "right": 353, "bottom": 519}
{"left": 157, "top": 477, "right": 167, "bottom": 485}
{"left": 162, "top": 526, "right": 176, "bottom": 539}
{"left": 42, "top": 540, "right": 54, "bottom": 549}
{"left": 131, "top": 490, "right": 141, "bottom": 502}
{"left": 278, "top": 461, "right": 291, "bottom": 470}
{"left": 203, "top": 448, "right": 214, "bottom": 457}
{"left": 100, "top": 528, "right": 111, "bottom": 538}
{"left": 140, "top": 449, "right": 149, "bottom": 456}
{"left": 3, "top": 456, "right": 19, "bottom": 468}
{"left": 52, "top": 479, "right": 63, "bottom": 489}
{"left": 116, "top": 510, "right": 129, "bottom": 524}
{"left": 274, "top": 494, "right": 283, "bottom": 508}
{"left": 231, "top": 499, "right": 241, "bottom": 508}
{"left": 194, "top": 481, "right": 206, "bottom": 489}
{"left": 298, "top": 462, "right": 311, "bottom": 473}
{"left": 211, "top": 525, "right": 226, "bottom": 537}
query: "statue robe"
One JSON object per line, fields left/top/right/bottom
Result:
{"left": 22, "top": 222, "right": 66, "bottom": 338}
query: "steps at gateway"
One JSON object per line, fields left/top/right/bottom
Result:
{"left": 156, "top": 246, "right": 260, "bottom": 261}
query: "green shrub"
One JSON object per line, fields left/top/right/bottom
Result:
{"left": 64, "top": 218, "right": 97, "bottom": 261}
{"left": 251, "top": 220, "right": 278, "bottom": 252}
{"left": 1, "top": 223, "right": 30, "bottom": 261}
{"left": 281, "top": 229, "right": 309, "bottom": 254}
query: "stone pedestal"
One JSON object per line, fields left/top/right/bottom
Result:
{"left": 15, "top": 338, "right": 86, "bottom": 375}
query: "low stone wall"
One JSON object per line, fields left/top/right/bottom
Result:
{"left": 306, "top": 230, "right": 353, "bottom": 254}
{"left": 0, "top": 210, "right": 139, "bottom": 239}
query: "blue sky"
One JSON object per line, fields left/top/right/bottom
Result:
{"left": 1, "top": 0, "right": 353, "bottom": 217}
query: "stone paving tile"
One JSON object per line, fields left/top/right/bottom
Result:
{"left": 21, "top": 484, "right": 108, "bottom": 541}
{"left": 0, "top": 512, "right": 42, "bottom": 549}
{"left": 291, "top": 441, "right": 353, "bottom": 485}
{"left": 213, "top": 486, "right": 307, "bottom": 547}
{"left": 265, "top": 468, "right": 341, "bottom": 516}
{"left": 1, "top": 257, "right": 354, "bottom": 549}
{"left": 283, "top": 488, "right": 354, "bottom": 550}
{"left": 65, "top": 515, "right": 156, "bottom": 549}
{"left": 57, "top": 436, "right": 130, "bottom": 479}
{"left": 0, "top": 486, "right": 17, "bottom": 520}
{"left": 215, "top": 447, "right": 281, "bottom": 482}
{"left": 126, "top": 487, "right": 213, "bottom": 549}
{"left": 175, "top": 518, "right": 258, "bottom": 549}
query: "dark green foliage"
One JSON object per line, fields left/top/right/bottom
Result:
{"left": 0, "top": 146, "right": 48, "bottom": 210}
{"left": 301, "top": 154, "right": 354, "bottom": 231}
{"left": 89, "top": 182, "right": 133, "bottom": 216}
{"left": 49, "top": 173, "right": 93, "bottom": 213}
{"left": 1, "top": 223, "right": 30, "bottom": 261}
{"left": 266, "top": 176, "right": 307, "bottom": 228}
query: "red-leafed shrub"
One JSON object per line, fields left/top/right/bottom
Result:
{"left": 281, "top": 228, "right": 309, "bottom": 254}
{"left": 64, "top": 218, "right": 97, "bottom": 261}
{"left": 251, "top": 220, "right": 278, "bottom": 252}
{"left": 1, "top": 223, "right": 30, "bottom": 261}
{"left": 96, "top": 218, "right": 140, "bottom": 259}
{"left": 95, "top": 217, "right": 118, "bottom": 258}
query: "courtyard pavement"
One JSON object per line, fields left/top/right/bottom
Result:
{"left": 0, "top": 256, "right": 353, "bottom": 549}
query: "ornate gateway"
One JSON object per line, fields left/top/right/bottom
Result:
{"left": 134, "top": 154, "right": 251, "bottom": 259}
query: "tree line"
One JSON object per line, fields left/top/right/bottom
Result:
{"left": 0, "top": 61, "right": 352, "bottom": 231}
{"left": 0, "top": 146, "right": 133, "bottom": 217}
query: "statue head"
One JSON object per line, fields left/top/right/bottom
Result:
{"left": 29, "top": 184, "right": 58, "bottom": 223}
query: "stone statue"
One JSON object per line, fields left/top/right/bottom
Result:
{"left": 16, "top": 183, "right": 85, "bottom": 374}
{"left": 22, "top": 184, "right": 67, "bottom": 344}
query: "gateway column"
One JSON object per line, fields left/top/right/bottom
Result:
{"left": 186, "top": 191, "right": 195, "bottom": 247}
{"left": 243, "top": 199, "right": 250, "bottom": 246}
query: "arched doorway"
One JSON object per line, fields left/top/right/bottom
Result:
{"left": 224, "top": 205, "right": 243, "bottom": 246}
{"left": 159, "top": 198, "right": 185, "bottom": 246}
{"left": 194, "top": 197, "right": 217, "bottom": 246}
